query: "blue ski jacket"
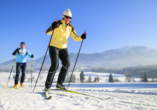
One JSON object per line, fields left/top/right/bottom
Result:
{"left": 12, "top": 48, "right": 32, "bottom": 63}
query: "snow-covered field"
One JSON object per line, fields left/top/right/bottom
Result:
{"left": 0, "top": 72, "right": 157, "bottom": 110}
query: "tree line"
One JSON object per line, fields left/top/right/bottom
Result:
{"left": 92, "top": 65, "right": 157, "bottom": 78}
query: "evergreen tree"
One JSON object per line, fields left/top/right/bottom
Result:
{"left": 94, "top": 75, "right": 100, "bottom": 82}
{"left": 125, "top": 73, "right": 132, "bottom": 82}
{"left": 80, "top": 71, "right": 85, "bottom": 82}
{"left": 88, "top": 76, "right": 92, "bottom": 82}
{"left": 143, "top": 73, "right": 148, "bottom": 82}
{"left": 108, "top": 73, "right": 113, "bottom": 82}
{"left": 94, "top": 77, "right": 97, "bottom": 82}
{"left": 71, "top": 74, "right": 76, "bottom": 82}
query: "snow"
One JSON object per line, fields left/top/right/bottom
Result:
{"left": 104, "top": 56, "right": 110, "bottom": 59}
{"left": 117, "top": 46, "right": 130, "bottom": 52}
{"left": 0, "top": 72, "right": 157, "bottom": 110}
{"left": 140, "top": 48, "right": 150, "bottom": 54}
{"left": 150, "top": 53, "right": 156, "bottom": 56}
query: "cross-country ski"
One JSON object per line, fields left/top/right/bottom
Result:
{"left": 50, "top": 89, "right": 111, "bottom": 100}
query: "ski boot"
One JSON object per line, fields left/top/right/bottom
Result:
{"left": 20, "top": 83, "right": 24, "bottom": 87}
{"left": 56, "top": 83, "right": 66, "bottom": 90}
{"left": 14, "top": 84, "right": 18, "bottom": 89}
{"left": 44, "top": 87, "right": 51, "bottom": 99}
{"left": 44, "top": 87, "right": 50, "bottom": 92}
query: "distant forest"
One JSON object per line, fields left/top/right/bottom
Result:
{"left": 92, "top": 65, "right": 157, "bottom": 78}
{"left": 1, "top": 64, "right": 157, "bottom": 79}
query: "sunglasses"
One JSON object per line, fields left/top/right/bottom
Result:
{"left": 64, "top": 15, "right": 72, "bottom": 19}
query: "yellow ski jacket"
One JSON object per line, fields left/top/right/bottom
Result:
{"left": 46, "top": 20, "right": 82, "bottom": 49}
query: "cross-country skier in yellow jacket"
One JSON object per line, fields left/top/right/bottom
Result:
{"left": 45, "top": 9, "right": 86, "bottom": 91}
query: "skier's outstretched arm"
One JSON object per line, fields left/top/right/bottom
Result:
{"left": 70, "top": 25, "right": 86, "bottom": 41}
{"left": 27, "top": 50, "right": 33, "bottom": 58}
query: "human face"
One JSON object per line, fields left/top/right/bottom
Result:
{"left": 20, "top": 44, "right": 25, "bottom": 49}
{"left": 63, "top": 15, "right": 71, "bottom": 24}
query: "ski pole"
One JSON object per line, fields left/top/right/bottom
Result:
{"left": 6, "top": 52, "right": 17, "bottom": 89}
{"left": 33, "top": 20, "right": 58, "bottom": 92}
{"left": 67, "top": 32, "right": 86, "bottom": 89}
{"left": 31, "top": 58, "right": 33, "bottom": 88}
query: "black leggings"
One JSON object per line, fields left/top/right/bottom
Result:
{"left": 45, "top": 46, "right": 70, "bottom": 88}
{"left": 15, "top": 63, "right": 26, "bottom": 84}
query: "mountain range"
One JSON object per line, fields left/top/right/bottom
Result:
{"left": 1, "top": 46, "right": 157, "bottom": 71}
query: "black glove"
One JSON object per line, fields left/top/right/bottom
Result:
{"left": 31, "top": 54, "right": 34, "bottom": 58}
{"left": 15, "top": 48, "right": 20, "bottom": 53}
{"left": 51, "top": 21, "right": 58, "bottom": 30}
{"left": 81, "top": 33, "right": 86, "bottom": 39}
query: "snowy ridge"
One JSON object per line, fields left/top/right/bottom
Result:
{"left": 117, "top": 46, "right": 130, "bottom": 52}
{"left": 2, "top": 46, "right": 157, "bottom": 69}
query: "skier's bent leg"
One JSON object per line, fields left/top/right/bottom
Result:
{"left": 57, "top": 48, "right": 70, "bottom": 85}
{"left": 57, "top": 63, "right": 70, "bottom": 84}
{"left": 45, "top": 68, "right": 58, "bottom": 88}
{"left": 45, "top": 46, "right": 59, "bottom": 88}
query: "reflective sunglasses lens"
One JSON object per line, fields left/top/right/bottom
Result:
{"left": 65, "top": 15, "right": 72, "bottom": 19}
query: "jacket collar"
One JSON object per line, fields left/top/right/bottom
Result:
{"left": 61, "top": 19, "right": 70, "bottom": 26}
{"left": 20, "top": 48, "right": 25, "bottom": 50}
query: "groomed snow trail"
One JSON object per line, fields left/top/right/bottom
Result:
{"left": 0, "top": 86, "right": 157, "bottom": 110}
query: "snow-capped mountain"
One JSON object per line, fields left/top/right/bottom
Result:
{"left": 1, "top": 46, "right": 157, "bottom": 70}
{"left": 101, "top": 46, "right": 157, "bottom": 59}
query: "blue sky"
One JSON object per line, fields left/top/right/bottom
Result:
{"left": 0, "top": 0, "right": 157, "bottom": 63}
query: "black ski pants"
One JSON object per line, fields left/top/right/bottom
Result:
{"left": 15, "top": 63, "right": 26, "bottom": 84}
{"left": 45, "top": 46, "right": 70, "bottom": 88}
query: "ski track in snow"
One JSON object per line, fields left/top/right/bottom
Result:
{"left": 0, "top": 86, "right": 157, "bottom": 110}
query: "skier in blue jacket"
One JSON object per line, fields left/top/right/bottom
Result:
{"left": 12, "top": 42, "right": 34, "bottom": 88}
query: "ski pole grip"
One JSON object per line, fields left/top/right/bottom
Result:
{"left": 52, "top": 20, "right": 58, "bottom": 30}
{"left": 82, "top": 31, "right": 86, "bottom": 40}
